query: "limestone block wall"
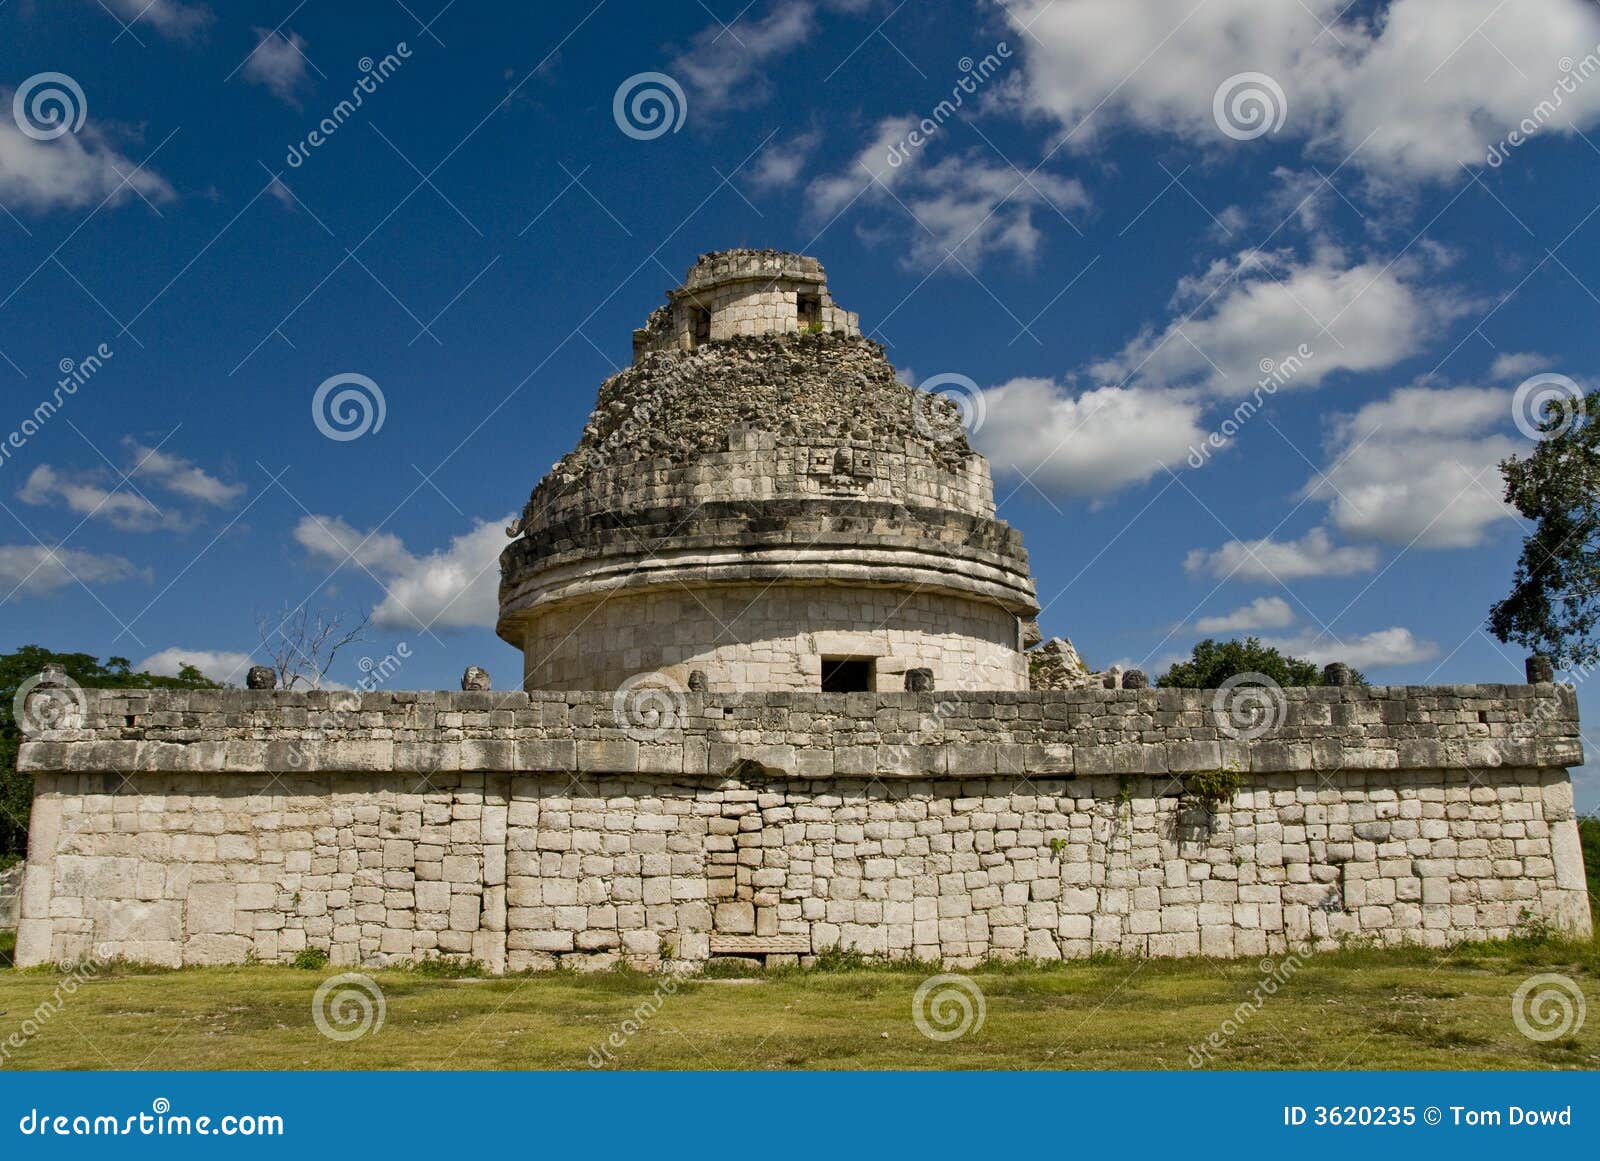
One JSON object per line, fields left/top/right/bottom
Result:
{"left": 0, "top": 862, "right": 21, "bottom": 930}
{"left": 525, "top": 437, "right": 999, "bottom": 530}
{"left": 15, "top": 685, "right": 1591, "bottom": 971}
{"left": 518, "top": 583, "right": 1028, "bottom": 692}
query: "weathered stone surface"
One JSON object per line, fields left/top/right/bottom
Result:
{"left": 246, "top": 666, "right": 276, "bottom": 690}
{"left": 0, "top": 862, "right": 24, "bottom": 930}
{"left": 461, "top": 666, "right": 491, "bottom": 691}
{"left": 498, "top": 250, "right": 1038, "bottom": 695}
{"left": 12, "top": 682, "right": 1590, "bottom": 973}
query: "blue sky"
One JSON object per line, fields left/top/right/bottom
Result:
{"left": 3, "top": 0, "right": 1600, "bottom": 808}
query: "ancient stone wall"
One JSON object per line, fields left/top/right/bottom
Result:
{"left": 15, "top": 685, "right": 1590, "bottom": 970}
{"left": 631, "top": 249, "right": 861, "bottom": 357}
{"left": 519, "top": 584, "right": 1028, "bottom": 692}
{"left": 0, "top": 862, "right": 22, "bottom": 931}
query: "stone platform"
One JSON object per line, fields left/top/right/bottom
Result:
{"left": 14, "top": 684, "right": 1591, "bottom": 971}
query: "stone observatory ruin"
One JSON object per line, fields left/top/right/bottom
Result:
{"left": 499, "top": 248, "right": 1039, "bottom": 694}
{"left": 13, "top": 249, "right": 1593, "bottom": 973}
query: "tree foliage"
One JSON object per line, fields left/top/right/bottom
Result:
{"left": 0, "top": 646, "right": 220, "bottom": 859}
{"left": 1489, "top": 392, "right": 1600, "bottom": 668}
{"left": 1157, "top": 636, "right": 1363, "bottom": 689}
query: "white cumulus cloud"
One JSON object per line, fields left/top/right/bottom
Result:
{"left": 1184, "top": 527, "right": 1379, "bottom": 582}
{"left": 972, "top": 378, "right": 1207, "bottom": 497}
{"left": 999, "top": 0, "right": 1600, "bottom": 180}
{"left": 0, "top": 116, "right": 174, "bottom": 214}
{"left": 137, "top": 647, "right": 255, "bottom": 683}
{"left": 806, "top": 116, "right": 1089, "bottom": 269}
{"left": 672, "top": 3, "right": 813, "bottom": 111}
{"left": 0, "top": 544, "right": 143, "bottom": 595}
{"left": 1263, "top": 626, "right": 1439, "bottom": 670}
{"left": 242, "top": 28, "right": 311, "bottom": 106}
{"left": 1304, "top": 385, "right": 1518, "bottom": 548}
{"left": 1194, "top": 596, "right": 1296, "bottom": 634}
{"left": 1094, "top": 249, "right": 1465, "bottom": 396}
{"left": 294, "top": 513, "right": 513, "bottom": 631}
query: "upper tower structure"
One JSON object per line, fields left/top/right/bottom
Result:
{"left": 631, "top": 248, "right": 860, "bottom": 359}
{"left": 498, "top": 249, "right": 1040, "bottom": 693}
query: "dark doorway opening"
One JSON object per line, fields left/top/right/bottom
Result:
{"left": 820, "top": 657, "right": 872, "bottom": 692}
{"left": 691, "top": 307, "right": 711, "bottom": 346}
{"left": 797, "top": 293, "right": 821, "bottom": 330}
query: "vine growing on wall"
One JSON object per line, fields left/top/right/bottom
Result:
{"left": 1179, "top": 769, "right": 1244, "bottom": 812}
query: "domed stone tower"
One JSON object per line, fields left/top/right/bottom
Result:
{"left": 498, "top": 248, "right": 1040, "bottom": 692}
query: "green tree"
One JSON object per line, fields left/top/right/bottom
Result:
{"left": 1157, "top": 636, "right": 1363, "bottom": 689}
{"left": 0, "top": 646, "right": 220, "bottom": 862}
{"left": 1489, "top": 391, "right": 1600, "bottom": 668}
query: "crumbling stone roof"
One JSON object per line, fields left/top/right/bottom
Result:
{"left": 527, "top": 332, "right": 976, "bottom": 512}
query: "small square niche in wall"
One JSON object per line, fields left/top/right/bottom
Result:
{"left": 820, "top": 657, "right": 872, "bottom": 692}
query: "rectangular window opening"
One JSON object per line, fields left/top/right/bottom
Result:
{"left": 691, "top": 307, "right": 711, "bottom": 347}
{"left": 820, "top": 657, "right": 872, "bottom": 693}
{"left": 797, "top": 293, "right": 821, "bottom": 330}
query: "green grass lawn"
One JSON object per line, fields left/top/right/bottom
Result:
{"left": 0, "top": 938, "right": 1595, "bottom": 1070}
